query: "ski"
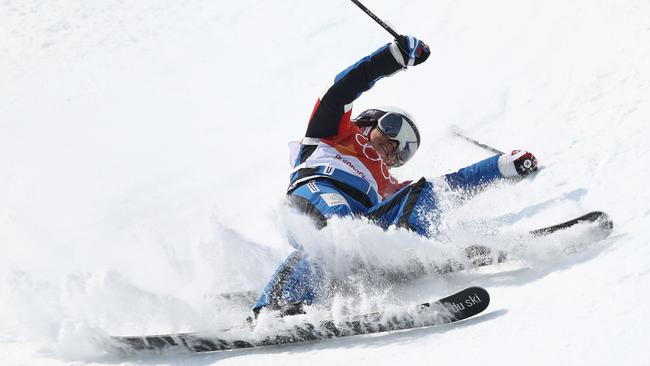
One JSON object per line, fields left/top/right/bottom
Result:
{"left": 442, "top": 211, "right": 614, "bottom": 272}
{"left": 110, "top": 286, "right": 489, "bottom": 354}
{"left": 529, "top": 211, "right": 613, "bottom": 237}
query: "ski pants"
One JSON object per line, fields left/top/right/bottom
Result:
{"left": 253, "top": 177, "right": 441, "bottom": 313}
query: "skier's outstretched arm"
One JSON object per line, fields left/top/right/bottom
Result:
{"left": 444, "top": 150, "right": 538, "bottom": 193}
{"left": 305, "top": 36, "right": 430, "bottom": 139}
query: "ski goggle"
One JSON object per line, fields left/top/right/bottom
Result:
{"left": 375, "top": 112, "right": 420, "bottom": 167}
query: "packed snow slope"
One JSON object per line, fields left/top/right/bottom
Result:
{"left": 1, "top": 0, "right": 649, "bottom": 365}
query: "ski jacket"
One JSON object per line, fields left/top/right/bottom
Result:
{"left": 288, "top": 43, "right": 504, "bottom": 208}
{"left": 288, "top": 43, "right": 407, "bottom": 207}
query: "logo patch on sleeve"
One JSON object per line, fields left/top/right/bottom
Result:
{"left": 307, "top": 181, "right": 320, "bottom": 193}
{"left": 321, "top": 193, "right": 349, "bottom": 208}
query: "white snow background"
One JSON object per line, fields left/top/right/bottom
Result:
{"left": 1, "top": 0, "right": 649, "bottom": 365}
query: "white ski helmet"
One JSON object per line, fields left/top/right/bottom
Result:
{"left": 353, "top": 107, "right": 421, "bottom": 167}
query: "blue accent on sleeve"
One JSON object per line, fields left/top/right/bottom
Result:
{"left": 445, "top": 155, "right": 503, "bottom": 191}
{"left": 305, "top": 42, "right": 402, "bottom": 139}
{"left": 334, "top": 43, "right": 391, "bottom": 98}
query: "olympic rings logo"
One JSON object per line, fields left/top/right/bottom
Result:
{"left": 354, "top": 133, "right": 395, "bottom": 182}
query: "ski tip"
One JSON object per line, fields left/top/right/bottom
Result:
{"left": 463, "top": 286, "right": 491, "bottom": 308}
{"left": 589, "top": 211, "right": 614, "bottom": 230}
{"left": 576, "top": 211, "right": 614, "bottom": 233}
{"left": 438, "top": 286, "right": 490, "bottom": 321}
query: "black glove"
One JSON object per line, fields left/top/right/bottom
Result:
{"left": 392, "top": 35, "right": 430, "bottom": 67}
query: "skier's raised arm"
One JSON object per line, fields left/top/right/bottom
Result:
{"left": 305, "top": 36, "right": 430, "bottom": 139}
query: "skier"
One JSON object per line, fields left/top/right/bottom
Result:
{"left": 253, "top": 35, "right": 537, "bottom": 316}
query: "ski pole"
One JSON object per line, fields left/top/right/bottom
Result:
{"left": 450, "top": 127, "right": 505, "bottom": 155}
{"left": 349, "top": 0, "right": 400, "bottom": 38}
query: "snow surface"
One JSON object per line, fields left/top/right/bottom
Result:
{"left": 2, "top": 0, "right": 649, "bottom": 365}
